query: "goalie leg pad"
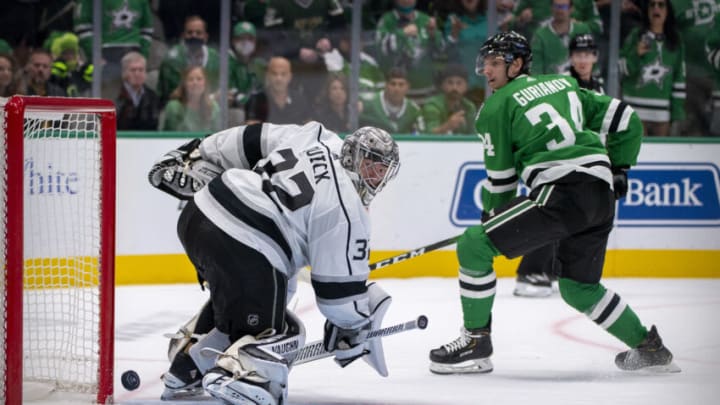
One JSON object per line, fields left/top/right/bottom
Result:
{"left": 203, "top": 332, "right": 292, "bottom": 405}
{"left": 166, "top": 299, "right": 214, "bottom": 362}
{"left": 363, "top": 282, "right": 392, "bottom": 377}
{"left": 161, "top": 300, "right": 218, "bottom": 400}
{"left": 189, "top": 327, "right": 232, "bottom": 374}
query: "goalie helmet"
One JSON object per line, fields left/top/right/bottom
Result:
{"left": 475, "top": 31, "right": 532, "bottom": 77}
{"left": 341, "top": 127, "right": 400, "bottom": 206}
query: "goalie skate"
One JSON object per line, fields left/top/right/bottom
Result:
{"left": 203, "top": 368, "right": 280, "bottom": 405}
{"left": 429, "top": 327, "right": 493, "bottom": 374}
{"left": 615, "top": 325, "right": 681, "bottom": 373}
{"left": 202, "top": 332, "right": 292, "bottom": 405}
{"left": 160, "top": 351, "right": 204, "bottom": 400}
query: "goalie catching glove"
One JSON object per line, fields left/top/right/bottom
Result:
{"left": 322, "top": 283, "right": 392, "bottom": 376}
{"left": 148, "top": 138, "right": 223, "bottom": 200}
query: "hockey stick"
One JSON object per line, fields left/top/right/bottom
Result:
{"left": 369, "top": 235, "right": 460, "bottom": 271}
{"left": 292, "top": 315, "right": 429, "bottom": 366}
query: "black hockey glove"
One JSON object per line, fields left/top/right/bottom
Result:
{"left": 148, "top": 138, "right": 223, "bottom": 200}
{"left": 611, "top": 166, "right": 629, "bottom": 200}
{"left": 323, "top": 320, "right": 370, "bottom": 368}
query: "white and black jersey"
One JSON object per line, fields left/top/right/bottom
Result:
{"left": 194, "top": 121, "right": 374, "bottom": 330}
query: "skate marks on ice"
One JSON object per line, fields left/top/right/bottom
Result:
{"left": 111, "top": 279, "right": 718, "bottom": 405}
{"left": 122, "top": 397, "right": 435, "bottom": 405}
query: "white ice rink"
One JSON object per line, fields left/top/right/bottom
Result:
{"left": 39, "top": 277, "right": 720, "bottom": 405}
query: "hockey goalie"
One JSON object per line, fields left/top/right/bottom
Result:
{"left": 148, "top": 122, "right": 400, "bottom": 405}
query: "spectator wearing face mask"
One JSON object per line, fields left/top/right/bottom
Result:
{"left": 228, "top": 21, "right": 267, "bottom": 109}
{"left": 157, "top": 15, "right": 221, "bottom": 105}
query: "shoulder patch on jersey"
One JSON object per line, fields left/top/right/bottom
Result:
{"left": 477, "top": 132, "right": 495, "bottom": 156}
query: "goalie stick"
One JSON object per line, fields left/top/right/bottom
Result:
{"left": 369, "top": 235, "right": 460, "bottom": 271}
{"left": 293, "top": 315, "right": 428, "bottom": 366}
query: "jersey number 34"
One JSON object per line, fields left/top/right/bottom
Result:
{"left": 524, "top": 91, "right": 583, "bottom": 150}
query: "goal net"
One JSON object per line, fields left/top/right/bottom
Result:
{"left": 0, "top": 96, "right": 116, "bottom": 404}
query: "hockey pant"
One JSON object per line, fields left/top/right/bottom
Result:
{"left": 515, "top": 242, "right": 560, "bottom": 277}
{"left": 177, "top": 199, "right": 288, "bottom": 341}
{"left": 458, "top": 173, "right": 647, "bottom": 347}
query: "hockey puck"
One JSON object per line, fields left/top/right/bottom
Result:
{"left": 121, "top": 370, "right": 140, "bottom": 391}
{"left": 417, "top": 315, "right": 429, "bottom": 329}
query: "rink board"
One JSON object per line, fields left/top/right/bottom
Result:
{"left": 103, "top": 136, "right": 720, "bottom": 283}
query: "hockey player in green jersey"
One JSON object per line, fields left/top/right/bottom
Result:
{"left": 429, "top": 31, "right": 680, "bottom": 375}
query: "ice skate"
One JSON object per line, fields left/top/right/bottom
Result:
{"left": 615, "top": 325, "right": 681, "bottom": 373}
{"left": 513, "top": 273, "right": 553, "bottom": 297}
{"left": 160, "top": 352, "right": 204, "bottom": 400}
{"left": 203, "top": 367, "right": 280, "bottom": 405}
{"left": 203, "top": 333, "right": 290, "bottom": 405}
{"left": 429, "top": 327, "right": 493, "bottom": 374}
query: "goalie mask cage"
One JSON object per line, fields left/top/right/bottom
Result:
{"left": 0, "top": 96, "right": 116, "bottom": 404}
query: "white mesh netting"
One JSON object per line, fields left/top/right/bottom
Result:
{"left": 1, "top": 102, "right": 105, "bottom": 402}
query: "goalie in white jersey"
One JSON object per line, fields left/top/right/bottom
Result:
{"left": 148, "top": 122, "right": 400, "bottom": 405}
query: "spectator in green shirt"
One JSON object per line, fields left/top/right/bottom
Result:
{"left": 530, "top": 0, "right": 593, "bottom": 75}
{"left": 159, "top": 66, "right": 220, "bottom": 132}
{"left": 444, "top": 0, "right": 488, "bottom": 106}
{"left": 375, "top": 0, "right": 446, "bottom": 103}
{"left": 157, "top": 15, "right": 221, "bottom": 105}
{"left": 422, "top": 63, "right": 477, "bottom": 135}
{"left": 0, "top": 39, "right": 11, "bottom": 55}
{"left": 705, "top": 8, "right": 720, "bottom": 136}
{"left": 504, "top": 0, "right": 602, "bottom": 41}
{"left": 229, "top": 22, "right": 267, "bottom": 105}
{"left": 359, "top": 66, "right": 425, "bottom": 134}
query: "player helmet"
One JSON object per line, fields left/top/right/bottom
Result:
{"left": 475, "top": 31, "right": 532, "bottom": 77}
{"left": 341, "top": 127, "right": 400, "bottom": 206}
{"left": 569, "top": 33, "right": 598, "bottom": 54}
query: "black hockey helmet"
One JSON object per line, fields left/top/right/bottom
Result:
{"left": 475, "top": 31, "right": 532, "bottom": 76}
{"left": 569, "top": 33, "right": 598, "bottom": 54}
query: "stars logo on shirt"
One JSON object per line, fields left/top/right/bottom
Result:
{"left": 110, "top": 0, "right": 139, "bottom": 30}
{"left": 640, "top": 58, "right": 670, "bottom": 89}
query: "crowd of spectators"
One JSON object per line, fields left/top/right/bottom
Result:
{"left": 0, "top": 0, "right": 717, "bottom": 136}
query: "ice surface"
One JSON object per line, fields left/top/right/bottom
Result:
{"left": 34, "top": 277, "right": 720, "bottom": 405}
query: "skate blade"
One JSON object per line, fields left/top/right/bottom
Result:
{"left": 429, "top": 358, "right": 494, "bottom": 375}
{"left": 638, "top": 361, "right": 682, "bottom": 374}
{"left": 206, "top": 385, "right": 264, "bottom": 405}
{"left": 160, "top": 386, "right": 205, "bottom": 401}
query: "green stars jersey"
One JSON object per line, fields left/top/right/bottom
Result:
{"left": 475, "top": 74, "right": 642, "bottom": 213}
{"left": 672, "top": 0, "right": 719, "bottom": 76}
{"left": 157, "top": 44, "right": 221, "bottom": 103}
{"left": 511, "top": 0, "right": 603, "bottom": 38}
{"left": 359, "top": 91, "right": 425, "bottom": 134}
{"left": 74, "top": 0, "right": 153, "bottom": 59}
{"left": 530, "top": 21, "right": 593, "bottom": 75}
{"left": 618, "top": 28, "right": 686, "bottom": 122}
{"left": 375, "top": 10, "right": 445, "bottom": 99}
{"left": 708, "top": 11, "right": 720, "bottom": 132}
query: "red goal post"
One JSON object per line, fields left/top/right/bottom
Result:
{"left": 1, "top": 96, "right": 116, "bottom": 404}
